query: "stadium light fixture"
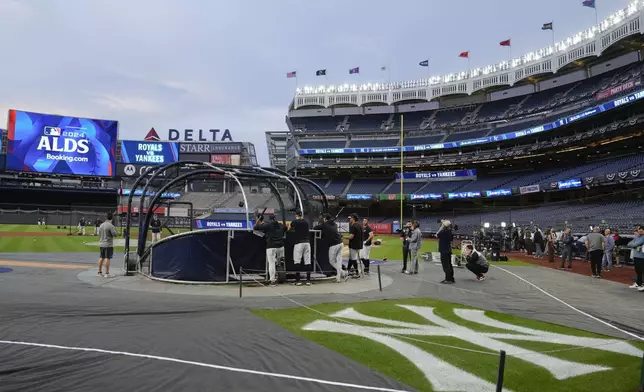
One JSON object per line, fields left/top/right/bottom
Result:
{"left": 484, "top": 222, "right": 490, "bottom": 228}
{"left": 501, "top": 222, "right": 507, "bottom": 228}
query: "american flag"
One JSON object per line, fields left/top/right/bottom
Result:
{"left": 286, "top": 71, "right": 297, "bottom": 78}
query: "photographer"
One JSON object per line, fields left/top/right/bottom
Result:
{"left": 400, "top": 221, "right": 412, "bottom": 273}
{"left": 254, "top": 214, "right": 286, "bottom": 287}
{"left": 437, "top": 219, "right": 455, "bottom": 284}
{"left": 464, "top": 244, "right": 489, "bottom": 281}
{"left": 407, "top": 221, "right": 422, "bottom": 274}
{"left": 314, "top": 213, "right": 347, "bottom": 282}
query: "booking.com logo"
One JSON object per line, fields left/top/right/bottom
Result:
{"left": 46, "top": 153, "right": 89, "bottom": 163}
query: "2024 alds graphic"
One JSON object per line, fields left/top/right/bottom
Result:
{"left": 6, "top": 110, "right": 118, "bottom": 176}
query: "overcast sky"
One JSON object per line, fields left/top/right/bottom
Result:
{"left": 0, "top": 0, "right": 634, "bottom": 165}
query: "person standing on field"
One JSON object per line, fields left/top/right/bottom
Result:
{"left": 150, "top": 215, "right": 162, "bottom": 243}
{"left": 585, "top": 226, "right": 606, "bottom": 279}
{"left": 407, "top": 221, "right": 423, "bottom": 275}
{"left": 98, "top": 212, "right": 118, "bottom": 278}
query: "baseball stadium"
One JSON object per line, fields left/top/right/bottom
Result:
{"left": 3, "top": 2, "right": 644, "bottom": 392}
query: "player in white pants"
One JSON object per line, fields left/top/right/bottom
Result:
{"left": 266, "top": 246, "right": 284, "bottom": 284}
{"left": 314, "top": 213, "right": 347, "bottom": 283}
{"left": 291, "top": 211, "right": 312, "bottom": 285}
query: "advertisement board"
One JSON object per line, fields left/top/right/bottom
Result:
{"left": 194, "top": 219, "right": 253, "bottom": 229}
{"left": 410, "top": 193, "right": 444, "bottom": 200}
{"left": 557, "top": 178, "right": 582, "bottom": 190}
{"left": 117, "top": 163, "right": 172, "bottom": 178}
{"left": 120, "top": 188, "right": 180, "bottom": 199}
{"left": 179, "top": 142, "right": 242, "bottom": 154}
{"left": 120, "top": 140, "right": 179, "bottom": 165}
{"left": 6, "top": 110, "right": 118, "bottom": 176}
{"left": 378, "top": 194, "right": 404, "bottom": 201}
{"left": 485, "top": 189, "right": 512, "bottom": 197}
{"left": 447, "top": 191, "right": 481, "bottom": 199}
{"left": 595, "top": 80, "right": 638, "bottom": 101}
{"left": 397, "top": 170, "right": 476, "bottom": 179}
{"left": 370, "top": 223, "right": 392, "bottom": 234}
{"left": 346, "top": 194, "right": 373, "bottom": 200}
{"left": 297, "top": 88, "right": 644, "bottom": 155}
{"left": 519, "top": 184, "right": 540, "bottom": 194}
{"left": 210, "top": 154, "right": 231, "bottom": 165}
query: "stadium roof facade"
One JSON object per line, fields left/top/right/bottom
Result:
{"left": 290, "top": 1, "right": 644, "bottom": 109}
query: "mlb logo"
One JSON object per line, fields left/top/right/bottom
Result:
{"left": 44, "top": 126, "right": 61, "bottom": 136}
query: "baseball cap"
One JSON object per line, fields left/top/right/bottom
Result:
{"left": 295, "top": 211, "right": 303, "bottom": 217}
{"left": 349, "top": 213, "right": 359, "bottom": 220}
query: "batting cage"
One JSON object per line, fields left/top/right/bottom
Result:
{"left": 121, "top": 162, "right": 332, "bottom": 283}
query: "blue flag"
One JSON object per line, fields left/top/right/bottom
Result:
{"left": 419, "top": 60, "right": 429, "bottom": 67}
{"left": 582, "top": 0, "right": 595, "bottom": 8}
{"left": 542, "top": 22, "right": 553, "bottom": 30}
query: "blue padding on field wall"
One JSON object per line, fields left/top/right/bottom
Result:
{"left": 0, "top": 267, "right": 13, "bottom": 273}
{"left": 151, "top": 231, "right": 228, "bottom": 282}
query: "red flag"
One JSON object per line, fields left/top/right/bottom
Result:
{"left": 500, "top": 39, "right": 511, "bottom": 47}
{"left": 458, "top": 51, "right": 469, "bottom": 58}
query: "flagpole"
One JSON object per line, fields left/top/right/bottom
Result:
{"left": 399, "top": 114, "right": 404, "bottom": 224}
{"left": 388, "top": 62, "right": 391, "bottom": 85}
{"left": 509, "top": 39, "right": 512, "bottom": 62}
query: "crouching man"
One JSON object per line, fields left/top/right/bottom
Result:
{"left": 464, "top": 244, "right": 489, "bottom": 281}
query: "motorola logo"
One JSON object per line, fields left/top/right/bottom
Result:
{"left": 124, "top": 165, "right": 136, "bottom": 176}
{"left": 119, "top": 164, "right": 167, "bottom": 177}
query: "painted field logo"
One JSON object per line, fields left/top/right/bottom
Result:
{"left": 302, "top": 305, "right": 642, "bottom": 392}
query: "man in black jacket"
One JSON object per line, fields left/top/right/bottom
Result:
{"left": 290, "top": 211, "right": 311, "bottom": 286}
{"left": 360, "top": 218, "right": 374, "bottom": 275}
{"left": 150, "top": 215, "right": 162, "bottom": 243}
{"left": 347, "top": 213, "right": 364, "bottom": 277}
{"left": 401, "top": 221, "right": 412, "bottom": 273}
{"left": 254, "top": 215, "right": 286, "bottom": 286}
{"left": 314, "top": 213, "right": 347, "bottom": 282}
{"left": 437, "top": 220, "right": 455, "bottom": 284}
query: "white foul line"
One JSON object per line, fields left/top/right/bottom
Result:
{"left": 492, "top": 265, "right": 644, "bottom": 342}
{"left": 0, "top": 340, "right": 410, "bottom": 392}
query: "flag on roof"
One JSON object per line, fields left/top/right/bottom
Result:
{"left": 500, "top": 39, "right": 511, "bottom": 47}
{"left": 286, "top": 71, "right": 297, "bottom": 78}
{"left": 316, "top": 69, "right": 326, "bottom": 76}
{"left": 582, "top": 0, "right": 595, "bottom": 8}
{"left": 349, "top": 67, "right": 359, "bottom": 74}
{"left": 381, "top": 65, "right": 387, "bottom": 71}
{"left": 458, "top": 51, "right": 469, "bottom": 58}
{"left": 419, "top": 60, "right": 429, "bottom": 67}
{"left": 542, "top": 22, "right": 553, "bottom": 30}
{"left": 144, "top": 128, "right": 161, "bottom": 141}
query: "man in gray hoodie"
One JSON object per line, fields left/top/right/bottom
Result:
{"left": 407, "top": 221, "right": 422, "bottom": 274}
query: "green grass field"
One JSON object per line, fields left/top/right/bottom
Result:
{"left": 362, "top": 234, "right": 533, "bottom": 267}
{"left": 0, "top": 225, "right": 534, "bottom": 266}
{"left": 254, "top": 298, "right": 644, "bottom": 392}
{"left": 0, "top": 224, "right": 190, "bottom": 253}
